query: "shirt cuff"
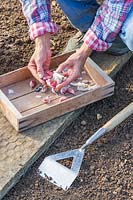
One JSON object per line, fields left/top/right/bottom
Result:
{"left": 29, "top": 22, "right": 58, "bottom": 40}
{"left": 83, "top": 29, "right": 112, "bottom": 51}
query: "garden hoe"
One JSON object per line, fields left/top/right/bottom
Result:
{"left": 38, "top": 103, "right": 133, "bottom": 190}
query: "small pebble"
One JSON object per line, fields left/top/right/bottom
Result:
{"left": 119, "top": 162, "right": 124, "bottom": 168}
{"left": 102, "top": 176, "right": 109, "bottom": 182}
{"left": 125, "top": 134, "right": 130, "bottom": 139}
{"left": 81, "top": 120, "right": 87, "bottom": 126}
{"left": 97, "top": 113, "right": 102, "bottom": 120}
{"left": 113, "top": 191, "right": 117, "bottom": 195}
{"left": 115, "top": 186, "right": 122, "bottom": 193}
{"left": 124, "top": 159, "right": 128, "bottom": 164}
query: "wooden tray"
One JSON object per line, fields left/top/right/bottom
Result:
{"left": 0, "top": 52, "right": 115, "bottom": 132}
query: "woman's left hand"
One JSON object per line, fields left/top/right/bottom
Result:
{"left": 56, "top": 43, "right": 92, "bottom": 91}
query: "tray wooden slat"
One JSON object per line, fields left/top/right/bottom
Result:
{"left": 19, "top": 85, "right": 114, "bottom": 132}
{"left": 12, "top": 90, "right": 59, "bottom": 113}
{"left": 1, "top": 78, "right": 35, "bottom": 100}
{"left": 21, "top": 86, "right": 99, "bottom": 115}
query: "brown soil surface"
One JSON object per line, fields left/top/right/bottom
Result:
{"left": 0, "top": 0, "right": 76, "bottom": 75}
{"left": 1, "top": 0, "right": 133, "bottom": 200}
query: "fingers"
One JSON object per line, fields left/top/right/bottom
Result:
{"left": 56, "top": 62, "right": 72, "bottom": 91}
{"left": 56, "top": 59, "right": 80, "bottom": 91}
{"left": 56, "top": 73, "right": 77, "bottom": 91}
{"left": 42, "top": 50, "right": 51, "bottom": 71}
{"left": 56, "top": 61, "right": 70, "bottom": 73}
{"left": 35, "top": 59, "right": 45, "bottom": 79}
{"left": 32, "top": 49, "right": 51, "bottom": 79}
{"left": 27, "top": 42, "right": 51, "bottom": 84}
{"left": 28, "top": 59, "right": 45, "bottom": 84}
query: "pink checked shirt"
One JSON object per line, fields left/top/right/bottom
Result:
{"left": 20, "top": 0, "right": 132, "bottom": 51}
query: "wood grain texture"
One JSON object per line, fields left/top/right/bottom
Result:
{"left": 19, "top": 85, "right": 114, "bottom": 131}
{"left": 1, "top": 78, "right": 34, "bottom": 100}
{"left": 0, "top": 67, "right": 31, "bottom": 88}
{"left": 0, "top": 90, "right": 21, "bottom": 130}
{"left": 85, "top": 57, "right": 114, "bottom": 86}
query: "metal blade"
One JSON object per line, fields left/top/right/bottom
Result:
{"left": 38, "top": 149, "right": 85, "bottom": 190}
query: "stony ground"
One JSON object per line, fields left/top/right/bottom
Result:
{"left": 1, "top": 0, "right": 133, "bottom": 200}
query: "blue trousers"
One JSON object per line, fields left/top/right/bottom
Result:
{"left": 56, "top": 0, "right": 133, "bottom": 51}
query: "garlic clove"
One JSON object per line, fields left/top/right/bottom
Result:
{"left": 42, "top": 96, "right": 51, "bottom": 104}
{"left": 29, "top": 80, "right": 37, "bottom": 89}
{"left": 59, "top": 96, "right": 68, "bottom": 102}
{"left": 67, "top": 87, "right": 75, "bottom": 95}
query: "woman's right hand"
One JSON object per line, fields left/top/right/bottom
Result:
{"left": 28, "top": 33, "right": 51, "bottom": 84}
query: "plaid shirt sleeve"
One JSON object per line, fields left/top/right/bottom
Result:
{"left": 20, "top": 0, "right": 58, "bottom": 40}
{"left": 83, "top": 0, "right": 133, "bottom": 51}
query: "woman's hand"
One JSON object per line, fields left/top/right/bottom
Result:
{"left": 56, "top": 43, "right": 92, "bottom": 91}
{"left": 28, "top": 33, "right": 51, "bottom": 84}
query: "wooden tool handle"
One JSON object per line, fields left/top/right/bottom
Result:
{"left": 103, "top": 103, "right": 133, "bottom": 132}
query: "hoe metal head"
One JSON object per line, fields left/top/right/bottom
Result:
{"left": 38, "top": 149, "right": 85, "bottom": 190}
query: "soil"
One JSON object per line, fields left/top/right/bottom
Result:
{"left": 1, "top": 0, "right": 133, "bottom": 200}
{"left": 0, "top": 0, "right": 76, "bottom": 74}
